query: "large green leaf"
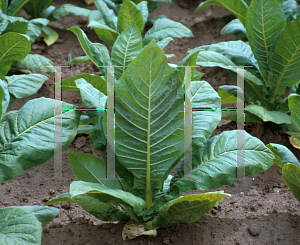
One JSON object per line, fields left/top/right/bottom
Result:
{"left": 282, "top": 163, "right": 300, "bottom": 202}
{"left": 2, "top": 19, "right": 28, "bottom": 35}
{"left": 0, "top": 207, "right": 42, "bottom": 245}
{"left": 15, "top": 206, "right": 60, "bottom": 227}
{"left": 112, "top": 40, "right": 184, "bottom": 209}
{"left": 0, "top": 85, "right": 3, "bottom": 122}
{"left": 23, "top": 0, "right": 55, "bottom": 18}
{"left": 0, "top": 97, "right": 81, "bottom": 183}
{"left": 171, "top": 130, "right": 274, "bottom": 193}
{"left": 5, "top": 74, "right": 48, "bottom": 99}
{"left": 218, "top": 85, "right": 243, "bottom": 104}
{"left": 147, "top": 192, "right": 229, "bottom": 229}
{"left": 111, "top": 25, "right": 142, "bottom": 79}
{"left": 0, "top": 33, "right": 31, "bottom": 79}
{"left": 270, "top": 18, "right": 300, "bottom": 100}
{"left": 70, "top": 181, "right": 147, "bottom": 214}
{"left": 60, "top": 73, "right": 107, "bottom": 94}
{"left": 266, "top": 143, "right": 300, "bottom": 167}
{"left": 136, "top": 1, "right": 148, "bottom": 27}
{"left": 14, "top": 54, "right": 55, "bottom": 72}
{"left": 75, "top": 78, "right": 107, "bottom": 125}
{"left": 68, "top": 152, "right": 123, "bottom": 189}
{"left": 221, "top": 19, "right": 247, "bottom": 41}
{"left": 145, "top": 18, "right": 193, "bottom": 42}
{"left": 245, "top": 104, "right": 292, "bottom": 124}
{"left": 6, "top": 0, "right": 29, "bottom": 15}
{"left": 117, "top": 0, "right": 144, "bottom": 33}
{"left": 289, "top": 94, "right": 300, "bottom": 129}
{"left": 45, "top": 192, "right": 131, "bottom": 222}
{"left": 191, "top": 81, "right": 221, "bottom": 149}
{"left": 246, "top": 0, "right": 286, "bottom": 83}
{"left": 195, "top": 0, "right": 248, "bottom": 25}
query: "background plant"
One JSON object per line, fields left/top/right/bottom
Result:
{"left": 190, "top": 0, "right": 300, "bottom": 148}
{"left": 45, "top": 40, "right": 274, "bottom": 237}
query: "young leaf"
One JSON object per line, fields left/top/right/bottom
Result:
{"left": 282, "top": 163, "right": 300, "bottom": 202}
{"left": 111, "top": 25, "right": 142, "bottom": 79}
{"left": 172, "top": 130, "right": 274, "bottom": 193}
{"left": 246, "top": 0, "right": 286, "bottom": 83}
{"left": 117, "top": 0, "right": 144, "bottom": 33}
{"left": 111, "top": 40, "right": 185, "bottom": 209}
{"left": 5, "top": 74, "right": 48, "bottom": 99}
{"left": 269, "top": 18, "right": 300, "bottom": 100}
{"left": 145, "top": 18, "right": 193, "bottom": 42}
{"left": 195, "top": 0, "right": 248, "bottom": 25}
{"left": 0, "top": 97, "right": 81, "bottom": 183}
{"left": 0, "top": 207, "right": 42, "bottom": 245}
{"left": 147, "top": 192, "right": 229, "bottom": 229}
{"left": 0, "top": 33, "right": 31, "bottom": 79}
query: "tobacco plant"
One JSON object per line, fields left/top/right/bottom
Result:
{"left": 45, "top": 40, "right": 274, "bottom": 237}
{"left": 195, "top": 0, "right": 300, "bottom": 41}
{"left": 190, "top": 0, "right": 300, "bottom": 147}
{"left": 85, "top": 0, "right": 192, "bottom": 48}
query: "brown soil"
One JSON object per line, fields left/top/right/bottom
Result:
{"left": 1, "top": 0, "right": 300, "bottom": 244}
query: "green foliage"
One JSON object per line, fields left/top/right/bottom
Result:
{"left": 87, "top": 0, "right": 192, "bottom": 48}
{"left": 267, "top": 143, "right": 300, "bottom": 202}
{"left": 46, "top": 40, "right": 274, "bottom": 230}
{"left": 191, "top": 0, "right": 300, "bottom": 137}
{"left": 0, "top": 206, "right": 60, "bottom": 245}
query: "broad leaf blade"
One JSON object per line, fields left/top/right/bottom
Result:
{"left": 246, "top": 0, "right": 286, "bottom": 82}
{"left": 6, "top": 0, "right": 29, "bottom": 16}
{"left": 221, "top": 19, "right": 247, "bottom": 41}
{"left": 266, "top": 143, "right": 300, "bottom": 167}
{"left": 282, "top": 163, "right": 300, "bottom": 202}
{"left": 113, "top": 40, "right": 184, "bottom": 205}
{"left": 90, "top": 23, "right": 119, "bottom": 46}
{"left": 5, "top": 74, "right": 48, "bottom": 99}
{"left": 111, "top": 25, "right": 142, "bottom": 79}
{"left": 0, "top": 97, "right": 81, "bottom": 183}
{"left": 14, "top": 54, "right": 55, "bottom": 72}
{"left": 23, "top": 0, "right": 55, "bottom": 18}
{"left": 218, "top": 85, "right": 243, "bottom": 104}
{"left": 0, "top": 33, "right": 31, "bottom": 79}
{"left": 269, "top": 18, "right": 300, "bottom": 98}
{"left": 94, "top": 0, "right": 117, "bottom": 29}
{"left": 26, "top": 18, "right": 49, "bottom": 43}
{"left": 172, "top": 130, "right": 274, "bottom": 192}
{"left": 117, "top": 0, "right": 144, "bottom": 33}
{"left": 0, "top": 207, "right": 42, "bottom": 245}
{"left": 47, "top": 4, "right": 91, "bottom": 20}
{"left": 147, "top": 192, "right": 229, "bottom": 229}
{"left": 195, "top": 0, "right": 248, "bottom": 26}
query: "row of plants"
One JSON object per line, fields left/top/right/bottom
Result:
{"left": 0, "top": 0, "right": 300, "bottom": 243}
